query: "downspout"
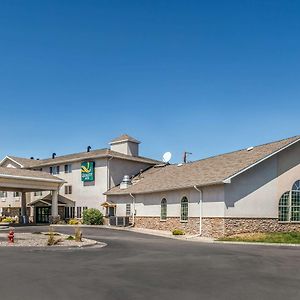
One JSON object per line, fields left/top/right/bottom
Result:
{"left": 106, "top": 155, "right": 114, "bottom": 218}
{"left": 106, "top": 155, "right": 114, "bottom": 190}
{"left": 193, "top": 186, "right": 203, "bottom": 236}
{"left": 129, "top": 193, "right": 135, "bottom": 226}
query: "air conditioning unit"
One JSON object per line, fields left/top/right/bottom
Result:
{"left": 109, "top": 216, "right": 130, "bottom": 227}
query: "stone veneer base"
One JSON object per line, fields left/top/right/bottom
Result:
{"left": 133, "top": 217, "right": 300, "bottom": 238}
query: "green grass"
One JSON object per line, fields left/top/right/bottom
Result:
{"left": 219, "top": 232, "right": 300, "bottom": 244}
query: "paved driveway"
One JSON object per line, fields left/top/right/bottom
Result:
{"left": 0, "top": 226, "right": 300, "bottom": 300}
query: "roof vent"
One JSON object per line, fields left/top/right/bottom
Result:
{"left": 87, "top": 146, "right": 92, "bottom": 152}
{"left": 52, "top": 153, "right": 56, "bottom": 159}
{"left": 183, "top": 151, "right": 192, "bottom": 163}
{"left": 247, "top": 147, "right": 254, "bottom": 151}
{"left": 120, "top": 175, "right": 132, "bottom": 190}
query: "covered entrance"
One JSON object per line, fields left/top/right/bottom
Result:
{"left": 29, "top": 193, "right": 75, "bottom": 223}
{"left": 0, "top": 167, "right": 65, "bottom": 223}
{"left": 36, "top": 207, "right": 51, "bottom": 223}
{"left": 101, "top": 201, "right": 116, "bottom": 217}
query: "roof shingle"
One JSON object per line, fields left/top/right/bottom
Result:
{"left": 105, "top": 135, "right": 300, "bottom": 195}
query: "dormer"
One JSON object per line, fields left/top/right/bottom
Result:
{"left": 109, "top": 134, "right": 140, "bottom": 157}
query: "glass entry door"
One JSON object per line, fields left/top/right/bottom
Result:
{"left": 36, "top": 207, "right": 51, "bottom": 223}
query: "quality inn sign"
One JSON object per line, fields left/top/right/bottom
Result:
{"left": 81, "top": 162, "right": 95, "bottom": 182}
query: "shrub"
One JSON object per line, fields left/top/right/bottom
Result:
{"left": 1, "top": 217, "right": 14, "bottom": 223}
{"left": 172, "top": 229, "right": 185, "bottom": 236}
{"left": 66, "top": 235, "right": 75, "bottom": 240}
{"left": 82, "top": 208, "right": 103, "bottom": 225}
{"left": 47, "top": 227, "right": 55, "bottom": 246}
{"left": 47, "top": 227, "right": 62, "bottom": 246}
{"left": 68, "top": 218, "right": 80, "bottom": 225}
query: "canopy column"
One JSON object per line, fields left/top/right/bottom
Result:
{"left": 21, "top": 192, "right": 28, "bottom": 224}
{"left": 51, "top": 190, "right": 59, "bottom": 222}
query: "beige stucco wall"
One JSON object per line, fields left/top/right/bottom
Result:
{"left": 224, "top": 141, "right": 300, "bottom": 217}
{"left": 44, "top": 159, "right": 108, "bottom": 213}
{"left": 108, "top": 185, "right": 225, "bottom": 218}
{"left": 111, "top": 142, "right": 139, "bottom": 156}
{"left": 109, "top": 158, "right": 153, "bottom": 189}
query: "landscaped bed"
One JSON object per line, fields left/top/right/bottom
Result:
{"left": 0, "top": 230, "right": 99, "bottom": 248}
{"left": 219, "top": 232, "right": 300, "bottom": 244}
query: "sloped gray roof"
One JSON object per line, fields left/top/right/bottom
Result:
{"left": 105, "top": 135, "right": 300, "bottom": 195}
{"left": 5, "top": 156, "right": 42, "bottom": 168}
{"left": 0, "top": 167, "right": 64, "bottom": 182}
{"left": 6, "top": 149, "right": 160, "bottom": 168}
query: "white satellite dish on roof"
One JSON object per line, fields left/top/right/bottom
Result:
{"left": 162, "top": 152, "right": 172, "bottom": 163}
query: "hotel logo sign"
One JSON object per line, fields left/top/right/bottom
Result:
{"left": 81, "top": 162, "right": 95, "bottom": 182}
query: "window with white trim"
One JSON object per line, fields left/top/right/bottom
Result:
{"left": 278, "top": 181, "right": 300, "bottom": 222}
{"left": 180, "top": 197, "right": 188, "bottom": 221}
{"left": 64, "top": 185, "right": 72, "bottom": 195}
{"left": 64, "top": 164, "right": 72, "bottom": 173}
{"left": 34, "top": 191, "right": 43, "bottom": 197}
{"left": 76, "top": 207, "right": 82, "bottom": 218}
{"left": 13, "top": 192, "right": 20, "bottom": 197}
{"left": 0, "top": 191, "right": 7, "bottom": 198}
{"left": 65, "top": 207, "right": 75, "bottom": 219}
{"left": 126, "top": 204, "right": 131, "bottom": 216}
{"left": 160, "top": 198, "right": 167, "bottom": 220}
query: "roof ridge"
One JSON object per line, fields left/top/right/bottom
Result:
{"left": 184, "top": 134, "right": 300, "bottom": 166}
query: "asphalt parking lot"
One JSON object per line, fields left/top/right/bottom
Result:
{"left": 0, "top": 226, "right": 300, "bottom": 300}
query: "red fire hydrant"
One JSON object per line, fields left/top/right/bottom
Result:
{"left": 8, "top": 229, "right": 14, "bottom": 243}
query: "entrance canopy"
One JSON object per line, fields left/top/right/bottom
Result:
{"left": 29, "top": 193, "right": 75, "bottom": 207}
{"left": 0, "top": 167, "right": 65, "bottom": 222}
{"left": 0, "top": 167, "right": 64, "bottom": 192}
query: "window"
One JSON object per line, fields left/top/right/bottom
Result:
{"left": 76, "top": 207, "right": 82, "bottom": 218}
{"left": 292, "top": 180, "right": 300, "bottom": 191}
{"left": 279, "top": 192, "right": 290, "bottom": 221}
{"left": 51, "top": 166, "right": 60, "bottom": 175}
{"left": 278, "top": 181, "right": 300, "bottom": 222}
{"left": 64, "top": 164, "right": 72, "bottom": 173}
{"left": 180, "top": 197, "right": 188, "bottom": 221}
{"left": 34, "top": 191, "right": 43, "bottom": 197}
{"left": 64, "top": 185, "right": 72, "bottom": 195}
{"left": 161, "top": 198, "right": 167, "bottom": 220}
{"left": 0, "top": 191, "right": 7, "bottom": 198}
{"left": 291, "top": 189, "right": 300, "bottom": 221}
{"left": 13, "top": 192, "right": 20, "bottom": 197}
{"left": 126, "top": 204, "right": 131, "bottom": 216}
{"left": 65, "top": 207, "right": 75, "bottom": 219}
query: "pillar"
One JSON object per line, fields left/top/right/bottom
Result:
{"left": 51, "top": 190, "right": 59, "bottom": 218}
{"left": 21, "top": 192, "right": 28, "bottom": 224}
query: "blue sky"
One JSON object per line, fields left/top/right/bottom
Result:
{"left": 0, "top": 0, "right": 299, "bottom": 163}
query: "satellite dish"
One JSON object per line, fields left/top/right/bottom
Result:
{"left": 162, "top": 152, "right": 172, "bottom": 163}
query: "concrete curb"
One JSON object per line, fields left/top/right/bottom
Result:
{"left": 214, "top": 240, "right": 300, "bottom": 247}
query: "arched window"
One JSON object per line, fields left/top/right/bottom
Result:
{"left": 278, "top": 181, "right": 300, "bottom": 222}
{"left": 160, "top": 198, "right": 167, "bottom": 220}
{"left": 292, "top": 180, "right": 300, "bottom": 191}
{"left": 180, "top": 197, "right": 188, "bottom": 221}
{"left": 278, "top": 192, "right": 290, "bottom": 222}
{"left": 291, "top": 181, "right": 300, "bottom": 221}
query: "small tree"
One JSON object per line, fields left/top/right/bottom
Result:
{"left": 82, "top": 208, "right": 103, "bottom": 225}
